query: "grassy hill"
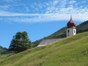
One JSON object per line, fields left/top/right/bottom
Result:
{"left": 0, "top": 32, "right": 88, "bottom": 66}
{"left": 34, "top": 20, "right": 88, "bottom": 45}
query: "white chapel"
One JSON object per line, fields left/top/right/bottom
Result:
{"left": 66, "top": 17, "right": 76, "bottom": 37}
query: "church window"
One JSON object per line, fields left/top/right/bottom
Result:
{"left": 74, "top": 30, "right": 76, "bottom": 33}
{"left": 68, "top": 30, "right": 69, "bottom": 33}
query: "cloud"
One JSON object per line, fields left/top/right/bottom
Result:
{"left": 0, "top": 0, "right": 88, "bottom": 23}
{"left": 10, "top": 14, "right": 71, "bottom": 23}
{"left": 0, "top": 12, "right": 88, "bottom": 23}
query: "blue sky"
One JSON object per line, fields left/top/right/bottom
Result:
{"left": 0, "top": 0, "right": 88, "bottom": 48}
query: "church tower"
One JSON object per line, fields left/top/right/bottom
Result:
{"left": 66, "top": 17, "right": 76, "bottom": 37}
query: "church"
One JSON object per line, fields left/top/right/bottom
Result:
{"left": 66, "top": 17, "right": 76, "bottom": 37}
{"left": 38, "top": 17, "right": 77, "bottom": 47}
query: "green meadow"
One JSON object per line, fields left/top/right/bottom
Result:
{"left": 0, "top": 32, "right": 88, "bottom": 66}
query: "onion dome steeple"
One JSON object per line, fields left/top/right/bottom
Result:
{"left": 67, "top": 17, "right": 76, "bottom": 28}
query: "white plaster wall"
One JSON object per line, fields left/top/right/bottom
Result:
{"left": 66, "top": 28, "right": 76, "bottom": 37}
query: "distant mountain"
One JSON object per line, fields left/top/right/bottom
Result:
{"left": 0, "top": 46, "right": 3, "bottom": 54}
{"left": 77, "top": 21, "right": 88, "bottom": 33}
{"left": 0, "top": 46, "right": 7, "bottom": 54}
{"left": 34, "top": 20, "right": 88, "bottom": 45}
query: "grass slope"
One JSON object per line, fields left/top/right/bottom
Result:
{"left": 0, "top": 32, "right": 88, "bottom": 66}
{"left": 34, "top": 21, "right": 88, "bottom": 45}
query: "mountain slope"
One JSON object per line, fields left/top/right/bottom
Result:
{"left": 77, "top": 21, "right": 88, "bottom": 33}
{"left": 0, "top": 46, "right": 6, "bottom": 54}
{"left": 34, "top": 20, "right": 88, "bottom": 45}
{"left": 46, "top": 20, "right": 88, "bottom": 39}
{"left": 0, "top": 32, "right": 88, "bottom": 66}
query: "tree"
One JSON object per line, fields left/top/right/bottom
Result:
{"left": 9, "top": 31, "right": 32, "bottom": 52}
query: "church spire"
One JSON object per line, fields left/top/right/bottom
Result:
{"left": 70, "top": 15, "right": 72, "bottom": 20}
{"left": 67, "top": 16, "right": 76, "bottom": 28}
{"left": 66, "top": 16, "right": 77, "bottom": 37}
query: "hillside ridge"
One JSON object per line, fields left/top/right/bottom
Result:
{"left": 0, "top": 32, "right": 88, "bottom": 66}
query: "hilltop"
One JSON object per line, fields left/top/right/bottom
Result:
{"left": 0, "top": 32, "right": 88, "bottom": 66}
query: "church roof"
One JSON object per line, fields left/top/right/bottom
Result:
{"left": 67, "top": 17, "right": 76, "bottom": 28}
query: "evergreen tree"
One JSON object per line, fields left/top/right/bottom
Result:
{"left": 9, "top": 31, "right": 32, "bottom": 52}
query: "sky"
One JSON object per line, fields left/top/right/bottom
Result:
{"left": 0, "top": 0, "right": 88, "bottom": 48}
